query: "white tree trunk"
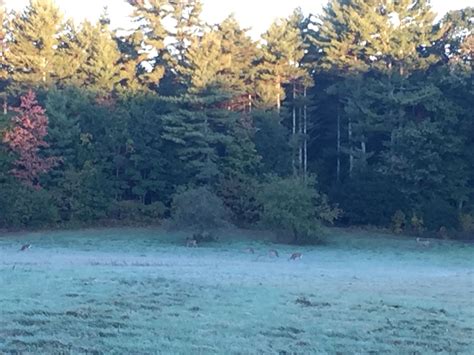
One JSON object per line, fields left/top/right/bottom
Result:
{"left": 303, "top": 86, "right": 308, "bottom": 177}
{"left": 348, "top": 117, "right": 353, "bottom": 177}
{"left": 337, "top": 108, "right": 341, "bottom": 182}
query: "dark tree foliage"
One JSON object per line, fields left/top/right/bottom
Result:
{"left": 169, "top": 186, "right": 232, "bottom": 234}
{"left": 0, "top": 0, "right": 472, "bottom": 237}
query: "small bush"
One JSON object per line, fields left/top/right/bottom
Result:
{"left": 459, "top": 213, "right": 474, "bottom": 233}
{"left": 108, "top": 201, "right": 166, "bottom": 222}
{"left": 0, "top": 183, "right": 58, "bottom": 228}
{"left": 410, "top": 213, "right": 425, "bottom": 235}
{"left": 170, "top": 186, "right": 232, "bottom": 233}
{"left": 391, "top": 210, "right": 406, "bottom": 234}
{"left": 258, "top": 175, "right": 340, "bottom": 244}
{"left": 141, "top": 202, "right": 167, "bottom": 220}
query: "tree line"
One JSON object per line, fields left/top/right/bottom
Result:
{"left": 0, "top": 0, "right": 472, "bottom": 239}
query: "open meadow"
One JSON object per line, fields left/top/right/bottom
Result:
{"left": 0, "top": 228, "right": 473, "bottom": 354}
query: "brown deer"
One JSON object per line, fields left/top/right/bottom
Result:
{"left": 186, "top": 238, "right": 198, "bottom": 248}
{"left": 289, "top": 252, "right": 303, "bottom": 261}
{"left": 19, "top": 244, "right": 31, "bottom": 252}
{"left": 268, "top": 249, "right": 279, "bottom": 258}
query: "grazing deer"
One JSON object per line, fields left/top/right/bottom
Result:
{"left": 268, "top": 249, "right": 279, "bottom": 258}
{"left": 20, "top": 244, "right": 31, "bottom": 252}
{"left": 243, "top": 247, "right": 255, "bottom": 254}
{"left": 416, "top": 238, "right": 431, "bottom": 247}
{"left": 289, "top": 252, "right": 303, "bottom": 261}
{"left": 186, "top": 238, "right": 198, "bottom": 248}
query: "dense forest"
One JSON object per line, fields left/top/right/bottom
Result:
{"left": 0, "top": 0, "right": 472, "bottom": 240}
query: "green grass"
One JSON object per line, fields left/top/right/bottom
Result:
{"left": 0, "top": 228, "right": 473, "bottom": 354}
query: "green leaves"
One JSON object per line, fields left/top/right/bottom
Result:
{"left": 258, "top": 175, "right": 340, "bottom": 244}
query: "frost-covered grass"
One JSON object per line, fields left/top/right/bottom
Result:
{"left": 0, "top": 228, "right": 473, "bottom": 354}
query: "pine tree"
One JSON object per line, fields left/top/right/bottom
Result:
{"left": 313, "top": 0, "right": 440, "bottom": 74}
{"left": 183, "top": 30, "right": 230, "bottom": 93}
{"left": 78, "top": 17, "right": 122, "bottom": 94}
{"left": 126, "top": 0, "right": 169, "bottom": 90}
{"left": 3, "top": 0, "right": 68, "bottom": 90}
{"left": 162, "top": 89, "right": 258, "bottom": 186}
{"left": 310, "top": 0, "right": 443, "bottom": 178}
{"left": 167, "top": 0, "right": 203, "bottom": 78}
{"left": 256, "top": 13, "right": 307, "bottom": 111}
{"left": 214, "top": 15, "right": 257, "bottom": 97}
{"left": 183, "top": 16, "right": 258, "bottom": 112}
{"left": 0, "top": 0, "right": 7, "bottom": 81}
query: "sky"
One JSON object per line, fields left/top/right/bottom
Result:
{"left": 5, "top": 0, "right": 473, "bottom": 37}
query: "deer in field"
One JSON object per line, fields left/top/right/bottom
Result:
{"left": 186, "top": 238, "right": 198, "bottom": 248}
{"left": 268, "top": 249, "right": 279, "bottom": 258}
{"left": 19, "top": 244, "right": 31, "bottom": 252}
{"left": 243, "top": 247, "right": 255, "bottom": 254}
{"left": 416, "top": 237, "right": 431, "bottom": 247}
{"left": 289, "top": 252, "right": 303, "bottom": 261}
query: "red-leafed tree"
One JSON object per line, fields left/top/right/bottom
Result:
{"left": 3, "top": 90, "right": 59, "bottom": 187}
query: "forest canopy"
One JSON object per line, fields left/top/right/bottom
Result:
{"left": 0, "top": 0, "right": 472, "bottom": 238}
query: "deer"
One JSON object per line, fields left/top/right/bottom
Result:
{"left": 268, "top": 249, "right": 279, "bottom": 258}
{"left": 186, "top": 238, "right": 198, "bottom": 248}
{"left": 243, "top": 247, "right": 255, "bottom": 254}
{"left": 416, "top": 237, "right": 431, "bottom": 247}
{"left": 19, "top": 244, "right": 31, "bottom": 252}
{"left": 289, "top": 252, "right": 303, "bottom": 261}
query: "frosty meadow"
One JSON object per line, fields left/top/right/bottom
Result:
{"left": 1, "top": 228, "right": 473, "bottom": 353}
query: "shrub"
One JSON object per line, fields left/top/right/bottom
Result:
{"left": 108, "top": 201, "right": 166, "bottom": 222}
{"left": 258, "top": 175, "right": 340, "bottom": 244}
{"left": 0, "top": 182, "right": 58, "bottom": 228}
{"left": 141, "top": 202, "right": 167, "bottom": 221}
{"left": 391, "top": 210, "right": 406, "bottom": 234}
{"left": 410, "top": 213, "right": 425, "bottom": 235}
{"left": 460, "top": 213, "right": 474, "bottom": 233}
{"left": 170, "top": 186, "right": 232, "bottom": 234}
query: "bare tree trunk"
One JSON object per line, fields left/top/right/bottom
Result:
{"left": 277, "top": 77, "right": 281, "bottom": 113}
{"left": 303, "top": 86, "right": 308, "bottom": 177}
{"left": 361, "top": 140, "right": 366, "bottom": 170}
{"left": 337, "top": 105, "right": 341, "bottom": 182}
{"left": 298, "top": 94, "right": 303, "bottom": 174}
{"left": 348, "top": 117, "right": 353, "bottom": 178}
{"left": 292, "top": 82, "right": 296, "bottom": 176}
{"left": 2, "top": 94, "right": 6, "bottom": 115}
{"left": 42, "top": 57, "right": 47, "bottom": 83}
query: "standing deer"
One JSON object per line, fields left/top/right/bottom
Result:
{"left": 268, "top": 249, "right": 279, "bottom": 258}
{"left": 289, "top": 252, "right": 303, "bottom": 261}
{"left": 186, "top": 238, "right": 198, "bottom": 248}
{"left": 20, "top": 244, "right": 31, "bottom": 252}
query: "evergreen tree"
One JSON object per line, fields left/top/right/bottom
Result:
{"left": 166, "top": 0, "right": 203, "bottom": 79}
{"left": 80, "top": 19, "right": 122, "bottom": 94}
{"left": 214, "top": 15, "right": 257, "bottom": 98}
{"left": 126, "top": 0, "right": 169, "bottom": 90}
{"left": 3, "top": 0, "right": 68, "bottom": 90}
{"left": 256, "top": 12, "right": 307, "bottom": 110}
{"left": 183, "top": 30, "right": 229, "bottom": 93}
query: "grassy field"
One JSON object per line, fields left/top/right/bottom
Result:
{"left": 0, "top": 228, "right": 473, "bottom": 354}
